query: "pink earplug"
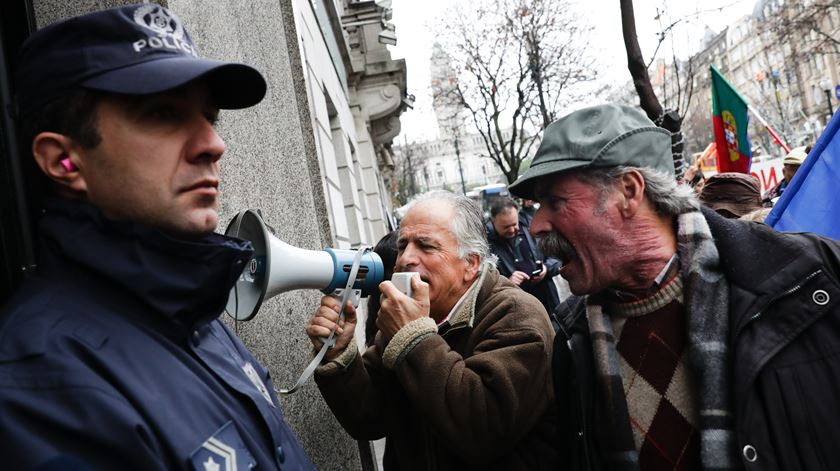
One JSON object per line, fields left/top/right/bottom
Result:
{"left": 60, "top": 158, "right": 76, "bottom": 172}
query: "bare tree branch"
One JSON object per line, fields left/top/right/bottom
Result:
{"left": 620, "top": 0, "right": 688, "bottom": 176}
{"left": 433, "top": 0, "right": 596, "bottom": 184}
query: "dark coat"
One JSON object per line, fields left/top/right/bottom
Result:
{"left": 0, "top": 199, "right": 314, "bottom": 470}
{"left": 552, "top": 207, "right": 840, "bottom": 470}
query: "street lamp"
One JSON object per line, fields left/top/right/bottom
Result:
{"left": 820, "top": 78, "right": 834, "bottom": 120}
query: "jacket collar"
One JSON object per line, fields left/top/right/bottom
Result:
{"left": 702, "top": 205, "right": 836, "bottom": 335}
{"left": 485, "top": 219, "right": 503, "bottom": 244}
{"left": 37, "top": 198, "right": 253, "bottom": 329}
{"left": 702, "top": 206, "right": 823, "bottom": 295}
{"left": 443, "top": 262, "right": 497, "bottom": 330}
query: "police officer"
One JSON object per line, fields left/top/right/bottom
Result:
{"left": 0, "top": 4, "right": 314, "bottom": 470}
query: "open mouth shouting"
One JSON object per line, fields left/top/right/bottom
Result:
{"left": 538, "top": 232, "right": 577, "bottom": 268}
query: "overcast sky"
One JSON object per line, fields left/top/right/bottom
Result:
{"left": 390, "top": 0, "right": 757, "bottom": 142}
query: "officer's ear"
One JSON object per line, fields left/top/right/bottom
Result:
{"left": 32, "top": 132, "right": 89, "bottom": 196}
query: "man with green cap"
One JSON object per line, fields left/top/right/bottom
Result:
{"left": 509, "top": 103, "right": 840, "bottom": 471}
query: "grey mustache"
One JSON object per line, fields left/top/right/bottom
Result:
{"left": 538, "top": 232, "right": 576, "bottom": 262}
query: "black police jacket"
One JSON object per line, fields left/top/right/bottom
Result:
{"left": 552, "top": 207, "right": 840, "bottom": 470}
{"left": 0, "top": 198, "right": 315, "bottom": 470}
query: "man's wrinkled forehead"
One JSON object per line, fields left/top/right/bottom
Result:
{"left": 405, "top": 198, "right": 455, "bottom": 222}
{"left": 399, "top": 200, "right": 455, "bottom": 239}
{"left": 533, "top": 172, "right": 578, "bottom": 200}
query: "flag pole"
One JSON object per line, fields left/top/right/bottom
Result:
{"left": 748, "top": 104, "right": 791, "bottom": 153}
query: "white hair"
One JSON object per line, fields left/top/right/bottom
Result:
{"left": 405, "top": 191, "right": 492, "bottom": 262}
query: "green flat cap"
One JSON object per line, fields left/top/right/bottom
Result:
{"left": 509, "top": 104, "right": 673, "bottom": 200}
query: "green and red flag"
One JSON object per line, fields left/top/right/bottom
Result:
{"left": 711, "top": 65, "right": 751, "bottom": 173}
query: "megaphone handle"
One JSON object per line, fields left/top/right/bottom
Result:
{"left": 277, "top": 246, "right": 371, "bottom": 395}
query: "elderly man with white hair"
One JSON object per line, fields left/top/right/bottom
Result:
{"left": 306, "top": 191, "right": 559, "bottom": 470}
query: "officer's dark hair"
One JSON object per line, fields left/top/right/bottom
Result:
{"left": 16, "top": 89, "right": 103, "bottom": 209}
{"left": 490, "top": 197, "right": 518, "bottom": 219}
{"left": 19, "top": 89, "right": 103, "bottom": 151}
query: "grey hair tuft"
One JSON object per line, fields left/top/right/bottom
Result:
{"left": 577, "top": 166, "right": 699, "bottom": 217}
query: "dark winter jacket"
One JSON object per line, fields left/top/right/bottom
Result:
{"left": 552, "top": 207, "right": 840, "bottom": 470}
{"left": 0, "top": 198, "right": 314, "bottom": 470}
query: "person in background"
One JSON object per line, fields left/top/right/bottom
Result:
{"left": 510, "top": 103, "right": 840, "bottom": 471}
{"left": 518, "top": 198, "right": 570, "bottom": 308}
{"left": 365, "top": 230, "right": 399, "bottom": 347}
{"left": 487, "top": 197, "right": 561, "bottom": 317}
{"left": 698, "top": 172, "right": 763, "bottom": 219}
{"left": 0, "top": 4, "right": 314, "bottom": 470}
{"left": 307, "top": 191, "right": 559, "bottom": 470}
{"left": 519, "top": 198, "right": 539, "bottom": 229}
{"left": 763, "top": 145, "right": 809, "bottom": 204}
{"left": 681, "top": 159, "right": 705, "bottom": 194}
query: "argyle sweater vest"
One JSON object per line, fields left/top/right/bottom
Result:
{"left": 607, "top": 276, "right": 701, "bottom": 470}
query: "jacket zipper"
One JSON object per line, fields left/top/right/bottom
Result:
{"left": 734, "top": 269, "right": 822, "bottom": 340}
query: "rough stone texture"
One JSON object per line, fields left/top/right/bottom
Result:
{"left": 31, "top": 1, "right": 361, "bottom": 469}
{"left": 32, "top": 0, "right": 131, "bottom": 27}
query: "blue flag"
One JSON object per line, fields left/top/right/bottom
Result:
{"left": 766, "top": 109, "right": 840, "bottom": 237}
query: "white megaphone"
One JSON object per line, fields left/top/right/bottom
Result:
{"left": 223, "top": 209, "right": 384, "bottom": 321}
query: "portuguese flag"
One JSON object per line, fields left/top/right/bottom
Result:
{"left": 711, "top": 65, "right": 751, "bottom": 173}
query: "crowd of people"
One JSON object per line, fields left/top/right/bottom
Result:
{"left": 681, "top": 144, "right": 810, "bottom": 224}
{"left": 2, "top": 4, "right": 839, "bottom": 471}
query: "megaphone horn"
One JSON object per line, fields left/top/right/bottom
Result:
{"left": 224, "top": 209, "right": 384, "bottom": 321}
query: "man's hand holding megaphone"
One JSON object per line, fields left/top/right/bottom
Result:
{"left": 306, "top": 297, "right": 359, "bottom": 362}
{"left": 376, "top": 276, "right": 431, "bottom": 342}
{"left": 306, "top": 275, "right": 430, "bottom": 359}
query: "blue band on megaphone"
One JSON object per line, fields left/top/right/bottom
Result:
{"left": 323, "top": 248, "right": 384, "bottom": 297}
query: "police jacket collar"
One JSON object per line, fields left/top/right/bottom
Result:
{"left": 38, "top": 197, "right": 253, "bottom": 329}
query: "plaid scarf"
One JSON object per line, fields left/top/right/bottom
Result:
{"left": 586, "top": 210, "right": 737, "bottom": 471}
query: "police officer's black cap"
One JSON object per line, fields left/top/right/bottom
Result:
{"left": 15, "top": 3, "right": 267, "bottom": 117}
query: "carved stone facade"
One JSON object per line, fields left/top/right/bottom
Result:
{"left": 295, "top": 0, "right": 408, "bottom": 249}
